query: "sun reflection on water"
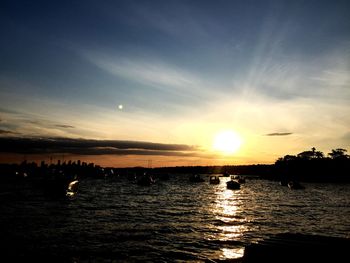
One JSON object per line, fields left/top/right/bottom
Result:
{"left": 221, "top": 247, "right": 245, "bottom": 259}
{"left": 210, "top": 179, "right": 249, "bottom": 259}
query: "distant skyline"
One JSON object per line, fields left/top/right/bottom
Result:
{"left": 1, "top": 0, "right": 349, "bottom": 167}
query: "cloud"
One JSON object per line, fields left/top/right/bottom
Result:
{"left": 265, "top": 132, "right": 292, "bottom": 136}
{"left": 0, "top": 137, "right": 199, "bottom": 156}
{"left": 54, "top": 124, "right": 75, "bottom": 129}
{"left": 85, "top": 53, "right": 201, "bottom": 91}
{"left": 0, "top": 129, "right": 18, "bottom": 135}
{"left": 313, "top": 70, "right": 350, "bottom": 88}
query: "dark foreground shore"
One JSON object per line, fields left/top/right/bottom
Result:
{"left": 1, "top": 233, "right": 349, "bottom": 262}
{"left": 226, "top": 233, "right": 350, "bottom": 263}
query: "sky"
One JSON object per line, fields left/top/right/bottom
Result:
{"left": 0, "top": 0, "right": 349, "bottom": 167}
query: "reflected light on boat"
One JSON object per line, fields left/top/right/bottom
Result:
{"left": 221, "top": 247, "right": 244, "bottom": 259}
{"left": 66, "top": 180, "right": 79, "bottom": 198}
{"left": 66, "top": 191, "right": 76, "bottom": 198}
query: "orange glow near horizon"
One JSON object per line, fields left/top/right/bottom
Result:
{"left": 0, "top": 152, "right": 275, "bottom": 168}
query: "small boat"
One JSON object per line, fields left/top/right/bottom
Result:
{"left": 221, "top": 171, "right": 230, "bottom": 177}
{"left": 209, "top": 176, "right": 220, "bottom": 184}
{"left": 279, "top": 180, "right": 288, "bottom": 186}
{"left": 43, "top": 175, "right": 79, "bottom": 198}
{"left": 189, "top": 174, "right": 205, "bottom": 182}
{"left": 66, "top": 180, "right": 79, "bottom": 197}
{"left": 226, "top": 178, "right": 240, "bottom": 190}
{"left": 136, "top": 173, "right": 156, "bottom": 186}
{"left": 287, "top": 181, "right": 305, "bottom": 190}
{"left": 232, "top": 175, "right": 246, "bottom": 183}
{"left": 238, "top": 177, "right": 245, "bottom": 183}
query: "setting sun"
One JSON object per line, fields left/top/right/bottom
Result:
{"left": 213, "top": 130, "right": 242, "bottom": 155}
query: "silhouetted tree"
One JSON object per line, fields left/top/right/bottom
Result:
{"left": 274, "top": 147, "right": 350, "bottom": 183}
{"left": 328, "top": 148, "right": 349, "bottom": 159}
{"left": 297, "top": 147, "right": 324, "bottom": 160}
{"left": 315, "top": 151, "right": 324, "bottom": 159}
{"left": 297, "top": 149, "right": 313, "bottom": 159}
{"left": 312, "top": 147, "right": 316, "bottom": 154}
{"left": 282, "top": 155, "right": 297, "bottom": 161}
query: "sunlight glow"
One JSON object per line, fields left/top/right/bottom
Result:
{"left": 213, "top": 130, "right": 242, "bottom": 155}
{"left": 221, "top": 247, "right": 245, "bottom": 259}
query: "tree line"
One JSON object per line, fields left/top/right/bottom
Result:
{"left": 274, "top": 148, "right": 350, "bottom": 183}
{"left": 277, "top": 147, "right": 349, "bottom": 162}
{"left": 0, "top": 148, "right": 348, "bottom": 183}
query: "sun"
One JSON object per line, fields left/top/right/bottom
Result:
{"left": 213, "top": 130, "right": 242, "bottom": 155}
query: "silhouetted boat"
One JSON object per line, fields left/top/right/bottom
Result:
{"left": 280, "top": 180, "right": 288, "bottom": 186}
{"left": 226, "top": 177, "right": 240, "bottom": 190}
{"left": 220, "top": 171, "right": 230, "bottom": 177}
{"left": 189, "top": 174, "right": 205, "bottom": 182}
{"left": 66, "top": 180, "right": 79, "bottom": 197}
{"left": 209, "top": 175, "right": 220, "bottom": 184}
{"left": 44, "top": 176, "right": 79, "bottom": 198}
{"left": 136, "top": 173, "right": 155, "bottom": 186}
{"left": 233, "top": 175, "right": 246, "bottom": 183}
{"left": 287, "top": 181, "right": 305, "bottom": 190}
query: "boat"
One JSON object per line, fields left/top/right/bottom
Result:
{"left": 209, "top": 175, "right": 220, "bottom": 184}
{"left": 238, "top": 177, "right": 246, "bottom": 183}
{"left": 66, "top": 180, "right": 79, "bottom": 197}
{"left": 189, "top": 174, "right": 205, "bottom": 182}
{"left": 232, "top": 175, "right": 246, "bottom": 183}
{"left": 279, "top": 180, "right": 288, "bottom": 186}
{"left": 226, "top": 177, "right": 240, "bottom": 190}
{"left": 136, "top": 172, "right": 155, "bottom": 186}
{"left": 220, "top": 171, "right": 230, "bottom": 177}
{"left": 287, "top": 181, "right": 305, "bottom": 190}
{"left": 43, "top": 174, "right": 79, "bottom": 198}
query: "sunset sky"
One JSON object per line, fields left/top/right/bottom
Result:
{"left": 1, "top": 0, "right": 349, "bottom": 167}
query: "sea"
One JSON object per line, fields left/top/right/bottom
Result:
{"left": 0, "top": 174, "right": 349, "bottom": 262}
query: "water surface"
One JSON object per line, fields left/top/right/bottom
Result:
{"left": 0, "top": 175, "right": 349, "bottom": 261}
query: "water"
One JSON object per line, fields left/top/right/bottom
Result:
{"left": 1, "top": 175, "right": 349, "bottom": 262}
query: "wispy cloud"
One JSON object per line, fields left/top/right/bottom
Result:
{"left": 0, "top": 137, "right": 200, "bottom": 157}
{"left": 313, "top": 70, "right": 350, "bottom": 88}
{"left": 129, "top": 1, "right": 210, "bottom": 41}
{"left": 0, "top": 129, "right": 18, "bottom": 135}
{"left": 0, "top": 107, "right": 21, "bottom": 115}
{"left": 84, "top": 52, "right": 202, "bottom": 93}
{"left": 54, "top": 124, "right": 75, "bottom": 129}
{"left": 265, "top": 132, "right": 293, "bottom": 136}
